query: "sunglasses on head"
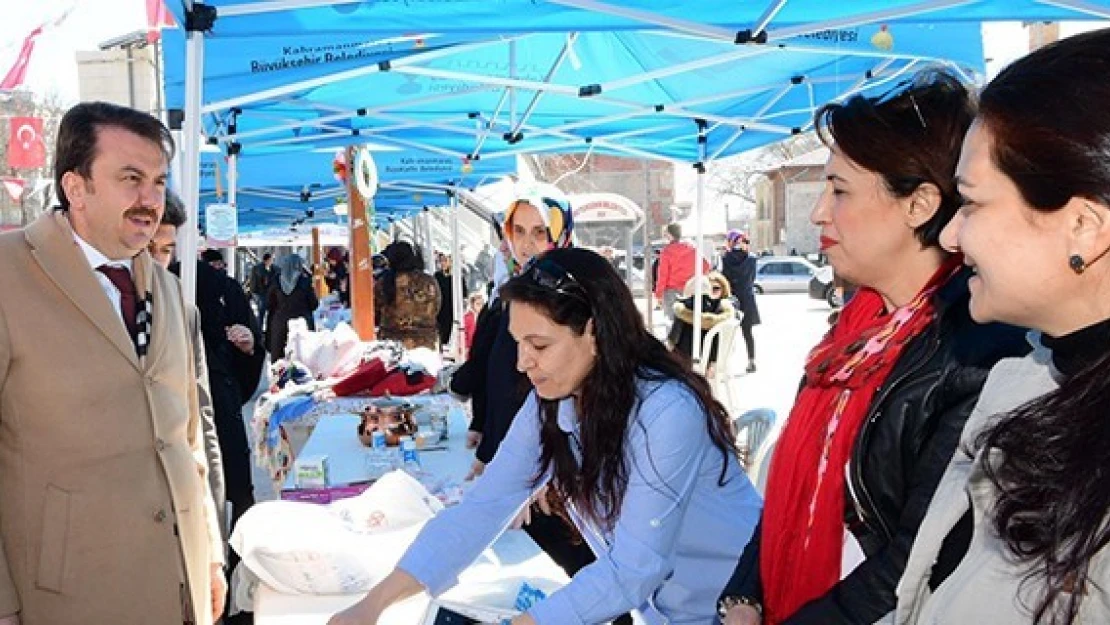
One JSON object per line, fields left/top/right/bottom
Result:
{"left": 524, "top": 257, "right": 590, "bottom": 305}
{"left": 875, "top": 79, "right": 929, "bottom": 130}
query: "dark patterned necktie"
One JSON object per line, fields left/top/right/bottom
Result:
{"left": 97, "top": 265, "right": 138, "bottom": 342}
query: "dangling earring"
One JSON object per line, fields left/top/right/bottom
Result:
{"left": 1069, "top": 254, "right": 1087, "bottom": 274}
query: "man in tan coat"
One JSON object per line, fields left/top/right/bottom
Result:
{"left": 0, "top": 102, "right": 224, "bottom": 624}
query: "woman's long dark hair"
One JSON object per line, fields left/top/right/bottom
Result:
{"left": 499, "top": 247, "right": 737, "bottom": 532}
{"left": 380, "top": 240, "right": 424, "bottom": 305}
{"left": 973, "top": 28, "right": 1110, "bottom": 624}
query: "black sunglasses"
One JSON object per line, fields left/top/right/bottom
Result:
{"left": 524, "top": 257, "right": 590, "bottom": 305}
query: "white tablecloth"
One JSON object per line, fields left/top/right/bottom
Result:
{"left": 254, "top": 520, "right": 568, "bottom": 624}
{"left": 256, "top": 396, "right": 572, "bottom": 622}
{"left": 280, "top": 398, "right": 473, "bottom": 493}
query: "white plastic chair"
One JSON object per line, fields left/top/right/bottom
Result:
{"left": 693, "top": 317, "right": 741, "bottom": 411}
{"left": 732, "top": 408, "right": 776, "bottom": 472}
{"left": 750, "top": 434, "right": 778, "bottom": 496}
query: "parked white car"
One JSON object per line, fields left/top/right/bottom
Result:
{"left": 754, "top": 257, "right": 822, "bottom": 294}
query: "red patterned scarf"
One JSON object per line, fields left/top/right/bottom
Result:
{"left": 759, "top": 256, "right": 962, "bottom": 623}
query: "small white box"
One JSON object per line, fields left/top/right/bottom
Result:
{"left": 294, "top": 454, "right": 330, "bottom": 488}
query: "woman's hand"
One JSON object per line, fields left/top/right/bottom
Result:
{"left": 466, "top": 430, "right": 482, "bottom": 449}
{"left": 722, "top": 604, "right": 762, "bottom": 625}
{"left": 328, "top": 570, "right": 422, "bottom": 625}
{"left": 465, "top": 459, "right": 486, "bottom": 481}
{"left": 510, "top": 485, "right": 551, "bottom": 529}
{"left": 327, "top": 596, "right": 381, "bottom": 625}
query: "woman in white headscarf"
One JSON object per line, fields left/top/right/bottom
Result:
{"left": 266, "top": 253, "right": 318, "bottom": 359}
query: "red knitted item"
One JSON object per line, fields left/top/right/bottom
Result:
{"left": 332, "top": 358, "right": 389, "bottom": 397}
{"left": 369, "top": 369, "right": 436, "bottom": 397}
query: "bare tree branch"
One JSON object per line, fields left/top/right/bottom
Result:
{"left": 706, "top": 133, "right": 823, "bottom": 207}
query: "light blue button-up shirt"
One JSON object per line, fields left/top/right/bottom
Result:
{"left": 399, "top": 376, "right": 763, "bottom": 624}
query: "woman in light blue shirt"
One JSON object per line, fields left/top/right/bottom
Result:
{"left": 330, "top": 247, "right": 762, "bottom": 625}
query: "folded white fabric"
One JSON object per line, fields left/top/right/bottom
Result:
{"left": 230, "top": 471, "right": 443, "bottom": 595}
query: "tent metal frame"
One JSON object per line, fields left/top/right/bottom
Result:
{"left": 172, "top": 0, "right": 1083, "bottom": 353}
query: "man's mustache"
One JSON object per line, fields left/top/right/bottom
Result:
{"left": 123, "top": 207, "right": 159, "bottom": 220}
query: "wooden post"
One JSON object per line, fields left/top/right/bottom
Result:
{"left": 311, "top": 227, "right": 328, "bottom": 298}
{"left": 347, "top": 146, "right": 375, "bottom": 340}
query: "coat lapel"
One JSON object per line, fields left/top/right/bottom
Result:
{"left": 135, "top": 252, "right": 170, "bottom": 372}
{"left": 25, "top": 212, "right": 140, "bottom": 370}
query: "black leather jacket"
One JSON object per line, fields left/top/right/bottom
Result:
{"left": 721, "top": 268, "right": 1029, "bottom": 624}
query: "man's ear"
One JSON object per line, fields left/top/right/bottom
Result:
{"left": 904, "top": 182, "right": 942, "bottom": 230}
{"left": 61, "top": 171, "right": 88, "bottom": 211}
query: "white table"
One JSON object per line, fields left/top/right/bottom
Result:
{"left": 257, "top": 399, "right": 571, "bottom": 623}
{"left": 255, "top": 529, "right": 568, "bottom": 624}
{"left": 281, "top": 399, "right": 474, "bottom": 494}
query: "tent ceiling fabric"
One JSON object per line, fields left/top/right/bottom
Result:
{"left": 164, "top": 0, "right": 1110, "bottom": 230}
{"left": 166, "top": 1, "right": 1110, "bottom": 38}
{"left": 165, "top": 20, "right": 984, "bottom": 163}
{"left": 196, "top": 146, "right": 515, "bottom": 229}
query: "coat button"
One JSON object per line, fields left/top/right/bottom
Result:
{"left": 153, "top": 509, "right": 167, "bottom": 523}
{"left": 155, "top": 438, "right": 167, "bottom": 452}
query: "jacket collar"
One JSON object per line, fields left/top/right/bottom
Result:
{"left": 24, "top": 211, "right": 158, "bottom": 371}
{"left": 932, "top": 263, "right": 972, "bottom": 315}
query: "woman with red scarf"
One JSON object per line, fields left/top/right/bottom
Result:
{"left": 718, "top": 69, "right": 1028, "bottom": 625}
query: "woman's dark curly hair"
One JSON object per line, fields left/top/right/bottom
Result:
{"left": 499, "top": 247, "right": 738, "bottom": 532}
{"left": 973, "top": 28, "right": 1110, "bottom": 624}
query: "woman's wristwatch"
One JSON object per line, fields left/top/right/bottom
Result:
{"left": 717, "top": 595, "right": 763, "bottom": 619}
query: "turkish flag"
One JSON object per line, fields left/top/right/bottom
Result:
{"left": 0, "top": 177, "right": 25, "bottom": 202}
{"left": 8, "top": 117, "right": 45, "bottom": 170}
{"left": 145, "top": 0, "right": 176, "bottom": 44}
{"left": 1, "top": 26, "right": 43, "bottom": 91}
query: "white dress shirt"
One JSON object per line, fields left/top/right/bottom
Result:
{"left": 73, "top": 232, "right": 133, "bottom": 324}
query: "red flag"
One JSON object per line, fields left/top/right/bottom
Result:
{"left": 146, "top": 0, "right": 176, "bottom": 44}
{"left": 8, "top": 117, "right": 46, "bottom": 170}
{"left": 1, "top": 26, "right": 44, "bottom": 91}
{"left": 0, "top": 177, "right": 25, "bottom": 202}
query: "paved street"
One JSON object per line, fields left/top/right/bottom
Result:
{"left": 719, "top": 292, "right": 830, "bottom": 426}
{"left": 646, "top": 291, "right": 832, "bottom": 429}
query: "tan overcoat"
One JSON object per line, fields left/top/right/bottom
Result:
{"left": 0, "top": 212, "right": 221, "bottom": 624}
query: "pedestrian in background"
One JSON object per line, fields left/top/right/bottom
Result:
{"left": 720, "top": 230, "right": 761, "bottom": 373}
{"left": 248, "top": 252, "right": 277, "bottom": 327}
{"left": 267, "top": 253, "right": 318, "bottom": 359}
{"left": 654, "top": 222, "right": 709, "bottom": 322}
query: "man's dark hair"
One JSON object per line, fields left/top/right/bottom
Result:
{"left": 665, "top": 222, "right": 682, "bottom": 241}
{"left": 262, "top": 253, "right": 272, "bottom": 262}
{"left": 162, "top": 190, "right": 187, "bottom": 228}
{"left": 201, "top": 248, "right": 225, "bottom": 264}
{"left": 54, "top": 101, "right": 174, "bottom": 212}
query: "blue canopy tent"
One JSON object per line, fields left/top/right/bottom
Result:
{"left": 162, "top": 0, "right": 1108, "bottom": 356}
{"left": 196, "top": 145, "right": 515, "bottom": 230}
{"left": 166, "top": 20, "right": 995, "bottom": 163}
{"left": 163, "top": 0, "right": 1110, "bottom": 208}
{"left": 166, "top": 1, "right": 1110, "bottom": 38}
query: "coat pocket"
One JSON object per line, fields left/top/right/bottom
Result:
{"left": 35, "top": 485, "right": 71, "bottom": 593}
